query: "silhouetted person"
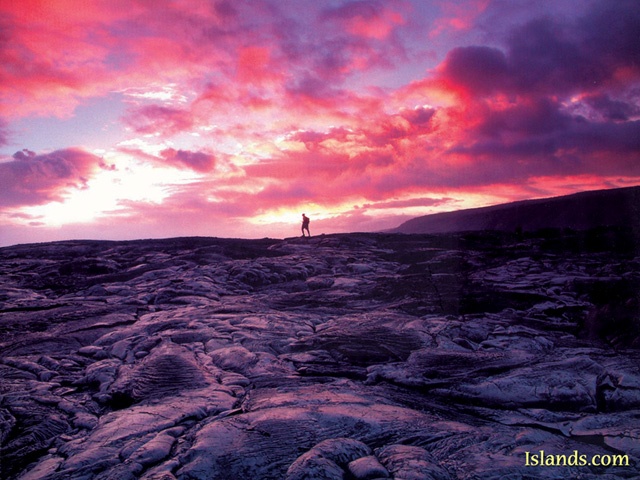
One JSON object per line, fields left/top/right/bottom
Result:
{"left": 301, "top": 213, "right": 310, "bottom": 237}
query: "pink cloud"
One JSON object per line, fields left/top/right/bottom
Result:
{"left": 321, "top": 1, "right": 405, "bottom": 40}
{"left": 98, "top": 182, "right": 269, "bottom": 239}
{"left": 0, "top": 0, "right": 236, "bottom": 119}
{"left": 123, "top": 105, "right": 195, "bottom": 136}
{"left": 237, "top": 86, "right": 639, "bottom": 204}
{"left": 0, "top": 1, "right": 123, "bottom": 118}
{"left": 236, "top": 46, "right": 281, "bottom": 86}
{"left": 361, "top": 197, "right": 454, "bottom": 210}
{"left": 428, "top": 0, "right": 490, "bottom": 38}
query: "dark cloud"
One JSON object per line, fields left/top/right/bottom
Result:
{"left": 320, "top": 0, "right": 383, "bottom": 22}
{"left": 439, "top": 1, "right": 640, "bottom": 98}
{"left": 580, "top": 0, "right": 640, "bottom": 68}
{"left": 584, "top": 94, "right": 640, "bottom": 122}
{"left": 450, "top": 119, "right": 640, "bottom": 170}
{"left": 506, "top": 17, "right": 595, "bottom": 95}
{"left": 439, "top": 46, "right": 509, "bottom": 95}
{"left": 478, "top": 98, "right": 571, "bottom": 137}
{"left": 565, "top": 120, "right": 640, "bottom": 155}
{"left": 431, "top": 0, "right": 640, "bottom": 189}
{"left": 0, "top": 148, "right": 102, "bottom": 207}
{"left": 213, "top": 0, "right": 238, "bottom": 19}
{"left": 439, "top": 20, "right": 591, "bottom": 97}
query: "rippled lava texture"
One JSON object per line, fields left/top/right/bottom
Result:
{"left": 1, "top": 229, "right": 639, "bottom": 479}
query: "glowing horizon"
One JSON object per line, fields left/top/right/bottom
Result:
{"left": 1, "top": 0, "right": 639, "bottom": 246}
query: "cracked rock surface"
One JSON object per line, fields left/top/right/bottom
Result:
{"left": 1, "top": 230, "right": 639, "bottom": 479}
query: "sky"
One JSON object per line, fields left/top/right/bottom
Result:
{"left": 1, "top": 0, "right": 639, "bottom": 246}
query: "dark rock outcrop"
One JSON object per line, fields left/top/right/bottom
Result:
{"left": 391, "top": 185, "right": 640, "bottom": 237}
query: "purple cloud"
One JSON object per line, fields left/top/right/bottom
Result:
{"left": 160, "top": 149, "right": 217, "bottom": 173}
{"left": 0, "top": 148, "right": 103, "bottom": 207}
{"left": 478, "top": 98, "right": 571, "bottom": 137}
{"left": 0, "top": 119, "right": 9, "bottom": 146}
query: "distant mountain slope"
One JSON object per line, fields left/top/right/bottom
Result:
{"left": 391, "top": 186, "right": 640, "bottom": 234}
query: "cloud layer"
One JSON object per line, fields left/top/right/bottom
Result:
{"left": 1, "top": 0, "right": 638, "bottom": 244}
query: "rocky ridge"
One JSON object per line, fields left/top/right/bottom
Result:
{"left": 0, "top": 229, "right": 639, "bottom": 479}
{"left": 391, "top": 185, "right": 640, "bottom": 234}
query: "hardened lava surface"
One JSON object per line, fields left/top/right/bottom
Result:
{"left": 1, "top": 230, "right": 639, "bottom": 479}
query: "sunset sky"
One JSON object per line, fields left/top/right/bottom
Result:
{"left": 1, "top": 0, "right": 639, "bottom": 246}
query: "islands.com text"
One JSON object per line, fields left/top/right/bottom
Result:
{"left": 525, "top": 450, "right": 629, "bottom": 467}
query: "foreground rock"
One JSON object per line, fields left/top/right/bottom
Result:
{"left": 1, "top": 229, "right": 639, "bottom": 479}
